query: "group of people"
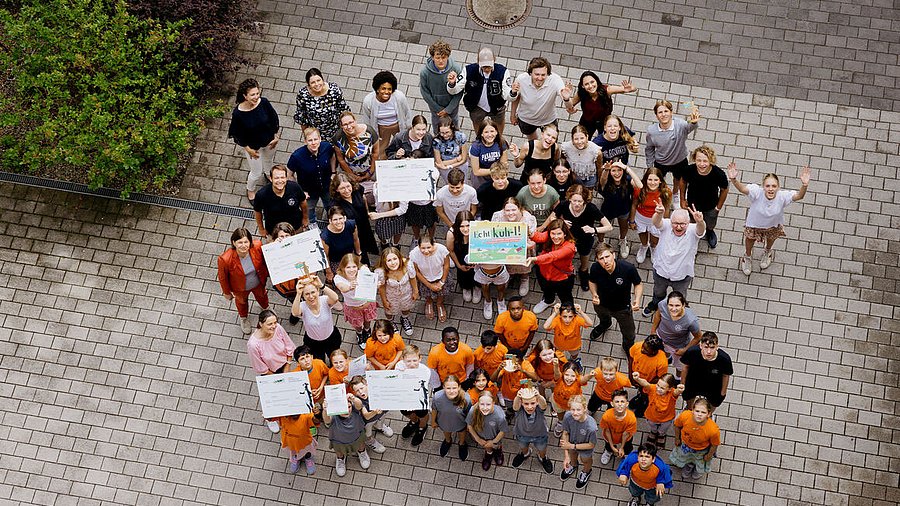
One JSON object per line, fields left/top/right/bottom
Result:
{"left": 222, "top": 41, "right": 812, "bottom": 503}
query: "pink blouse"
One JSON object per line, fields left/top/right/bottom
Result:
{"left": 246, "top": 324, "right": 296, "bottom": 374}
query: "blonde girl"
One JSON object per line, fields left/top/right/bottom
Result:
{"left": 431, "top": 374, "right": 472, "bottom": 461}
{"left": 335, "top": 253, "right": 378, "bottom": 349}
{"left": 466, "top": 391, "right": 509, "bottom": 471}
{"left": 375, "top": 246, "right": 419, "bottom": 336}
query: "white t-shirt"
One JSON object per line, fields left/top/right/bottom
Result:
{"left": 514, "top": 72, "right": 565, "bottom": 125}
{"left": 375, "top": 96, "right": 398, "bottom": 126}
{"left": 300, "top": 295, "right": 336, "bottom": 341}
{"left": 652, "top": 220, "right": 703, "bottom": 281}
{"left": 560, "top": 141, "right": 601, "bottom": 182}
{"left": 409, "top": 243, "right": 450, "bottom": 282}
{"left": 433, "top": 184, "right": 478, "bottom": 223}
{"left": 335, "top": 273, "right": 365, "bottom": 307}
{"left": 745, "top": 184, "right": 796, "bottom": 228}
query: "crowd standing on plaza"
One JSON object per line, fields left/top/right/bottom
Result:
{"left": 222, "top": 40, "right": 812, "bottom": 502}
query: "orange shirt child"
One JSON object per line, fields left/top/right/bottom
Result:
{"left": 643, "top": 385, "right": 679, "bottom": 424}
{"left": 629, "top": 342, "right": 668, "bottom": 384}
{"left": 292, "top": 359, "right": 329, "bottom": 403}
{"left": 552, "top": 374, "right": 584, "bottom": 410}
{"left": 600, "top": 408, "right": 638, "bottom": 444}
{"left": 593, "top": 371, "right": 633, "bottom": 402}
{"left": 427, "top": 342, "right": 475, "bottom": 383}
{"left": 526, "top": 349, "right": 568, "bottom": 382}
{"left": 474, "top": 342, "right": 508, "bottom": 373}
{"left": 468, "top": 382, "right": 500, "bottom": 405}
{"left": 365, "top": 332, "right": 405, "bottom": 368}
{"left": 549, "top": 314, "right": 589, "bottom": 352}
{"left": 494, "top": 311, "right": 538, "bottom": 350}
{"left": 630, "top": 461, "right": 661, "bottom": 490}
{"left": 674, "top": 411, "right": 721, "bottom": 451}
{"left": 279, "top": 413, "right": 318, "bottom": 452}
{"left": 328, "top": 366, "right": 350, "bottom": 393}
{"left": 498, "top": 360, "right": 535, "bottom": 400}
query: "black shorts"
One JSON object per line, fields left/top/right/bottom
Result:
{"left": 587, "top": 392, "right": 610, "bottom": 415}
{"left": 575, "top": 235, "right": 595, "bottom": 256}
{"left": 655, "top": 159, "right": 689, "bottom": 180}
{"left": 517, "top": 118, "right": 558, "bottom": 137}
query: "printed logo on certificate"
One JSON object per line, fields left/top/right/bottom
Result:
{"left": 261, "top": 229, "right": 329, "bottom": 285}
{"left": 375, "top": 158, "right": 439, "bottom": 203}
{"left": 255, "top": 371, "right": 314, "bottom": 418}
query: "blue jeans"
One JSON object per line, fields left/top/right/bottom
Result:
{"left": 430, "top": 108, "right": 460, "bottom": 135}
{"left": 307, "top": 193, "right": 331, "bottom": 225}
{"left": 628, "top": 479, "right": 660, "bottom": 505}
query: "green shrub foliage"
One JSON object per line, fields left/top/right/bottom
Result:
{"left": 0, "top": 0, "right": 219, "bottom": 195}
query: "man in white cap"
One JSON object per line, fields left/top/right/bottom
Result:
{"left": 447, "top": 47, "right": 515, "bottom": 135}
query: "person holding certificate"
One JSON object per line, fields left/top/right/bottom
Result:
{"left": 290, "top": 278, "right": 342, "bottom": 363}
{"left": 334, "top": 253, "right": 378, "bottom": 351}
{"left": 246, "top": 309, "right": 296, "bottom": 434}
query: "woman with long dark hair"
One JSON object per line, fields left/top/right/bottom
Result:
{"left": 561, "top": 71, "right": 637, "bottom": 138}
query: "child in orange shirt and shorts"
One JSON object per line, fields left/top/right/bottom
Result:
{"left": 670, "top": 398, "right": 721, "bottom": 480}
{"left": 588, "top": 357, "right": 632, "bottom": 415}
{"left": 365, "top": 319, "right": 405, "bottom": 370}
{"left": 493, "top": 296, "right": 539, "bottom": 358}
{"left": 280, "top": 405, "right": 323, "bottom": 475}
{"left": 632, "top": 371, "right": 683, "bottom": 449}
{"left": 543, "top": 302, "right": 593, "bottom": 371}
{"left": 599, "top": 389, "right": 637, "bottom": 466}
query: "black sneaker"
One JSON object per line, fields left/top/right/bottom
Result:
{"left": 707, "top": 229, "right": 718, "bottom": 249}
{"left": 511, "top": 451, "right": 529, "bottom": 468}
{"left": 400, "top": 316, "right": 413, "bottom": 336}
{"left": 401, "top": 421, "right": 417, "bottom": 439}
{"left": 411, "top": 427, "right": 426, "bottom": 446}
{"left": 575, "top": 469, "right": 592, "bottom": 489}
{"left": 356, "top": 330, "right": 367, "bottom": 351}
{"left": 560, "top": 464, "right": 577, "bottom": 481}
{"left": 641, "top": 306, "right": 654, "bottom": 318}
{"left": 458, "top": 444, "right": 468, "bottom": 461}
{"left": 540, "top": 456, "right": 554, "bottom": 474}
{"left": 590, "top": 325, "right": 610, "bottom": 341}
{"left": 439, "top": 440, "right": 452, "bottom": 456}
{"left": 578, "top": 271, "right": 589, "bottom": 291}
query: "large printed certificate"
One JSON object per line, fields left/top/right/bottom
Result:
{"left": 255, "top": 370, "right": 314, "bottom": 418}
{"left": 261, "top": 229, "right": 328, "bottom": 285}
{"left": 468, "top": 221, "right": 528, "bottom": 265}
{"left": 375, "top": 158, "right": 439, "bottom": 202}
{"left": 354, "top": 266, "right": 377, "bottom": 302}
{"left": 365, "top": 369, "right": 432, "bottom": 411}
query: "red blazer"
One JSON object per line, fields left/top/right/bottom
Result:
{"left": 217, "top": 240, "right": 269, "bottom": 295}
{"left": 530, "top": 231, "right": 576, "bottom": 282}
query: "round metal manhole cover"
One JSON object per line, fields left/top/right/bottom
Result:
{"left": 466, "top": 0, "right": 531, "bottom": 30}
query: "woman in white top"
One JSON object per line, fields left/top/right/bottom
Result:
{"left": 409, "top": 236, "right": 451, "bottom": 322}
{"left": 359, "top": 71, "right": 412, "bottom": 161}
{"left": 291, "top": 278, "right": 342, "bottom": 363}
{"left": 560, "top": 124, "right": 603, "bottom": 190}
{"left": 729, "top": 164, "right": 811, "bottom": 275}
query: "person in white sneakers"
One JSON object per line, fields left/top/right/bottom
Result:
{"left": 446, "top": 211, "right": 481, "bottom": 305}
{"left": 729, "top": 164, "right": 811, "bottom": 275}
{"left": 322, "top": 391, "right": 375, "bottom": 477}
{"left": 641, "top": 198, "right": 705, "bottom": 318}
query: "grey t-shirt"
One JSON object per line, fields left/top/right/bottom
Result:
{"left": 561, "top": 411, "right": 597, "bottom": 446}
{"left": 466, "top": 405, "right": 508, "bottom": 440}
{"left": 240, "top": 254, "right": 260, "bottom": 291}
{"left": 432, "top": 390, "right": 471, "bottom": 433}
{"left": 656, "top": 304, "right": 700, "bottom": 349}
{"left": 513, "top": 406, "right": 548, "bottom": 438}
{"left": 329, "top": 408, "right": 366, "bottom": 444}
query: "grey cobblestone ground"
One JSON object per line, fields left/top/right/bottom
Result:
{"left": 1, "top": 1, "right": 899, "bottom": 505}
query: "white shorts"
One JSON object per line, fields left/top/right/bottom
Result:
{"left": 634, "top": 213, "right": 660, "bottom": 236}
{"left": 474, "top": 265, "right": 510, "bottom": 286}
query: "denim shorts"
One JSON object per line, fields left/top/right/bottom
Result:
{"left": 516, "top": 434, "right": 549, "bottom": 451}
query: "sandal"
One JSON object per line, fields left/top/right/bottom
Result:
{"left": 425, "top": 302, "right": 435, "bottom": 320}
{"left": 437, "top": 304, "right": 447, "bottom": 322}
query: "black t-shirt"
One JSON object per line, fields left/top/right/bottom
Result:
{"left": 253, "top": 181, "right": 307, "bottom": 234}
{"left": 588, "top": 259, "right": 642, "bottom": 310}
{"left": 554, "top": 200, "right": 605, "bottom": 244}
{"left": 680, "top": 346, "right": 733, "bottom": 400}
{"left": 477, "top": 178, "right": 524, "bottom": 220}
{"left": 683, "top": 164, "right": 728, "bottom": 212}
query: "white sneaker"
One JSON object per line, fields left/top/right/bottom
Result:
{"left": 619, "top": 240, "right": 630, "bottom": 258}
{"left": 240, "top": 317, "right": 253, "bottom": 335}
{"left": 760, "top": 249, "right": 775, "bottom": 270}
{"left": 335, "top": 456, "right": 346, "bottom": 477}
{"left": 600, "top": 450, "right": 612, "bottom": 465}
{"left": 358, "top": 450, "right": 371, "bottom": 470}
{"left": 483, "top": 300, "right": 493, "bottom": 320}
{"left": 518, "top": 277, "right": 529, "bottom": 296}
{"left": 636, "top": 245, "right": 648, "bottom": 264}
{"left": 463, "top": 288, "right": 472, "bottom": 302}
{"left": 367, "top": 438, "right": 386, "bottom": 454}
{"left": 533, "top": 300, "right": 551, "bottom": 314}
{"left": 266, "top": 420, "right": 280, "bottom": 433}
{"left": 496, "top": 299, "right": 507, "bottom": 314}
{"left": 740, "top": 256, "right": 752, "bottom": 276}
{"left": 472, "top": 289, "right": 482, "bottom": 304}
{"left": 378, "top": 422, "right": 394, "bottom": 437}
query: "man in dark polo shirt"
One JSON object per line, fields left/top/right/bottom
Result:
{"left": 253, "top": 164, "right": 308, "bottom": 241}
{"left": 587, "top": 243, "right": 643, "bottom": 354}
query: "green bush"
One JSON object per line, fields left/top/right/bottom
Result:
{"left": 0, "top": 0, "right": 220, "bottom": 195}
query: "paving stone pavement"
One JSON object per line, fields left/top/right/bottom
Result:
{"left": 2, "top": 1, "right": 900, "bottom": 505}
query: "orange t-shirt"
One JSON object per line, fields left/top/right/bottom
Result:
{"left": 279, "top": 413, "right": 317, "bottom": 452}
{"left": 552, "top": 375, "right": 584, "bottom": 409}
{"left": 643, "top": 385, "right": 678, "bottom": 424}
{"left": 427, "top": 342, "right": 475, "bottom": 383}
{"left": 293, "top": 359, "right": 329, "bottom": 403}
{"left": 526, "top": 349, "right": 568, "bottom": 381}
{"left": 592, "top": 371, "right": 632, "bottom": 401}
{"left": 630, "top": 462, "right": 661, "bottom": 490}
{"left": 550, "top": 314, "right": 588, "bottom": 352}
{"left": 498, "top": 361, "right": 535, "bottom": 400}
{"left": 468, "top": 383, "right": 499, "bottom": 405}
{"left": 634, "top": 187, "right": 661, "bottom": 218}
{"left": 329, "top": 366, "right": 350, "bottom": 392}
{"left": 600, "top": 408, "right": 637, "bottom": 444}
{"left": 474, "top": 343, "right": 508, "bottom": 374}
{"left": 629, "top": 342, "right": 668, "bottom": 384}
{"left": 494, "top": 311, "right": 539, "bottom": 350}
{"left": 674, "top": 411, "right": 721, "bottom": 450}
{"left": 365, "top": 333, "right": 405, "bottom": 367}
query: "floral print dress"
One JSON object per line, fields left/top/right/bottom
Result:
{"left": 293, "top": 82, "right": 350, "bottom": 140}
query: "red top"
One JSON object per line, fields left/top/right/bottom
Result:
{"left": 217, "top": 241, "right": 269, "bottom": 295}
{"left": 530, "top": 231, "right": 576, "bottom": 281}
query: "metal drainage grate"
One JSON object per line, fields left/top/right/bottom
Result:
{"left": 0, "top": 171, "right": 254, "bottom": 219}
{"left": 466, "top": 0, "right": 532, "bottom": 30}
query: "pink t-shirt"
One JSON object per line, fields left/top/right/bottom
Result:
{"left": 247, "top": 324, "right": 296, "bottom": 374}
